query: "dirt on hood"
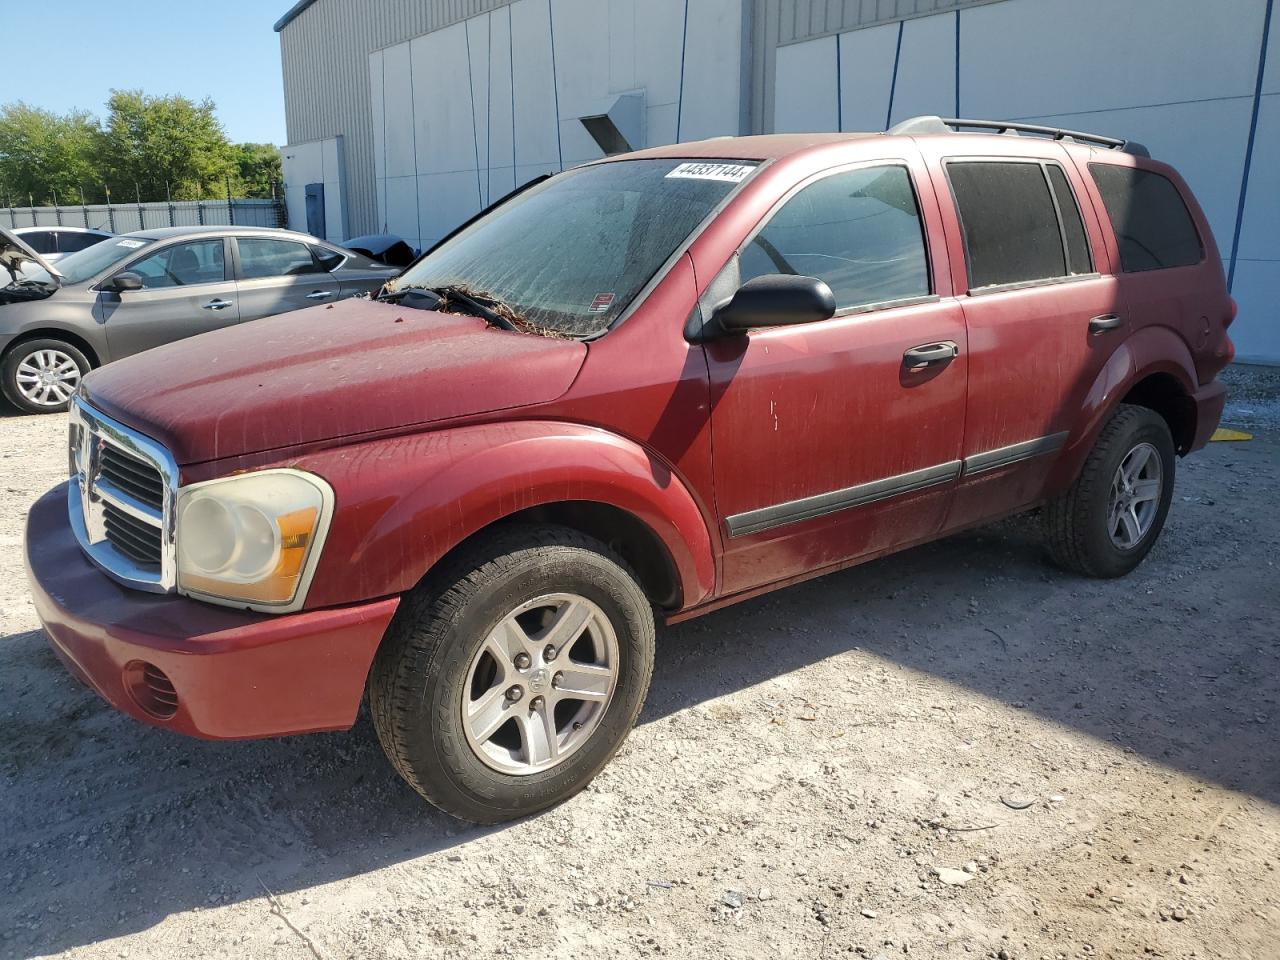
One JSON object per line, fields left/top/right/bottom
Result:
{"left": 80, "top": 296, "right": 588, "bottom": 465}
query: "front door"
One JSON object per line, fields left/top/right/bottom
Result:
{"left": 99, "top": 238, "right": 239, "bottom": 359}
{"left": 233, "top": 236, "right": 341, "bottom": 322}
{"left": 704, "top": 160, "right": 968, "bottom": 596}
{"left": 917, "top": 145, "right": 1123, "bottom": 530}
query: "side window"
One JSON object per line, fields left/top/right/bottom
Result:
{"left": 948, "top": 161, "right": 1067, "bottom": 288}
{"left": 312, "top": 245, "right": 344, "bottom": 272}
{"left": 127, "top": 240, "right": 226, "bottom": 289}
{"left": 21, "top": 231, "right": 57, "bottom": 255}
{"left": 238, "top": 238, "right": 322, "bottom": 279}
{"left": 1089, "top": 164, "right": 1202, "bottom": 272}
{"left": 738, "top": 164, "right": 930, "bottom": 311}
{"left": 1045, "top": 165, "right": 1093, "bottom": 276}
{"left": 57, "top": 231, "right": 108, "bottom": 254}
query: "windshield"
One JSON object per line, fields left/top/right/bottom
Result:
{"left": 395, "top": 159, "right": 758, "bottom": 338}
{"left": 37, "top": 235, "right": 157, "bottom": 286}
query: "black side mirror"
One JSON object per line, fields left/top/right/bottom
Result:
{"left": 107, "top": 272, "right": 143, "bottom": 293}
{"left": 711, "top": 274, "right": 836, "bottom": 335}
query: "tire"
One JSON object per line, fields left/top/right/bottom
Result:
{"left": 369, "top": 524, "right": 655, "bottom": 824}
{"left": 1, "top": 338, "right": 91, "bottom": 414}
{"left": 1043, "top": 404, "right": 1176, "bottom": 578}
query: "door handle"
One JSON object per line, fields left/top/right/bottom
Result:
{"left": 1089, "top": 314, "right": 1124, "bottom": 333}
{"left": 202, "top": 299, "right": 234, "bottom": 311}
{"left": 306, "top": 290, "right": 334, "bottom": 300}
{"left": 903, "top": 341, "right": 959, "bottom": 369}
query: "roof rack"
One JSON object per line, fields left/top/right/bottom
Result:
{"left": 888, "top": 116, "right": 1150, "bottom": 158}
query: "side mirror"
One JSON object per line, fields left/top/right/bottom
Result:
{"left": 107, "top": 272, "right": 143, "bottom": 293}
{"left": 711, "top": 274, "right": 836, "bottom": 335}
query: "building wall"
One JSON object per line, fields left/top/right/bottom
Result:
{"left": 772, "top": 0, "right": 1278, "bottom": 362}
{"left": 279, "top": 0, "right": 514, "bottom": 239}
{"left": 366, "top": 0, "right": 748, "bottom": 250}
{"left": 278, "top": 0, "right": 993, "bottom": 238}
{"left": 281, "top": 136, "right": 348, "bottom": 243}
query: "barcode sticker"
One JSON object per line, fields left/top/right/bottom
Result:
{"left": 665, "top": 162, "right": 755, "bottom": 183}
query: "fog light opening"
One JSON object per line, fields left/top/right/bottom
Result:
{"left": 124, "top": 661, "right": 179, "bottom": 719}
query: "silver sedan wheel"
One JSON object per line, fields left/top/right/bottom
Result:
{"left": 15, "top": 348, "right": 82, "bottom": 407}
{"left": 461, "top": 593, "right": 619, "bottom": 776}
{"left": 1108, "top": 442, "right": 1163, "bottom": 549}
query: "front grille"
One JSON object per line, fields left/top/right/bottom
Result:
{"left": 99, "top": 445, "right": 165, "bottom": 511}
{"left": 68, "top": 399, "right": 177, "bottom": 593}
{"left": 102, "top": 501, "right": 163, "bottom": 566}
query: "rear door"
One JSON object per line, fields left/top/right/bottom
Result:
{"left": 918, "top": 142, "right": 1122, "bottom": 530}
{"left": 99, "top": 237, "right": 239, "bottom": 358}
{"left": 232, "top": 236, "right": 340, "bottom": 321}
{"left": 704, "top": 157, "right": 969, "bottom": 595}
{"left": 314, "top": 244, "right": 392, "bottom": 298}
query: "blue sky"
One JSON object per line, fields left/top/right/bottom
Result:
{"left": 9, "top": 0, "right": 287, "bottom": 144}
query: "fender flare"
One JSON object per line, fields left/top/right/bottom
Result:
{"left": 296, "top": 421, "right": 717, "bottom": 610}
{"left": 1057, "top": 325, "right": 1198, "bottom": 482}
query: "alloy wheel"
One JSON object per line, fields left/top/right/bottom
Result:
{"left": 461, "top": 593, "right": 619, "bottom": 776}
{"left": 1107, "top": 441, "right": 1163, "bottom": 549}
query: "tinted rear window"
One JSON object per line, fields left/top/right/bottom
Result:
{"left": 1089, "top": 164, "right": 1201, "bottom": 272}
{"left": 948, "top": 162, "right": 1066, "bottom": 288}
{"left": 19, "top": 230, "right": 57, "bottom": 255}
{"left": 1045, "top": 165, "right": 1093, "bottom": 275}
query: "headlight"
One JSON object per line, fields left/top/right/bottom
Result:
{"left": 175, "top": 469, "right": 334, "bottom": 611}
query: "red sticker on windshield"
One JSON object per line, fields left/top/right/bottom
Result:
{"left": 588, "top": 293, "right": 616, "bottom": 314}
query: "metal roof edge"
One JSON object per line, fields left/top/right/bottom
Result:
{"left": 274, "top": 0, "right": 317, "bottom": 33}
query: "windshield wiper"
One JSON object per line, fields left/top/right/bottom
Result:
{"left": 379, "top": 284, "right": 519, "bottom": 332}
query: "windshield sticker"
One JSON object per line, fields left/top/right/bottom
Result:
{"left": 588, "top": 292, "right": 616, "bottom": 314}
{"left": 665, "top": 162, "right": 754, "bottom": 183}
{"left": 115, "top": 239, "right": 146, "bottom": 249}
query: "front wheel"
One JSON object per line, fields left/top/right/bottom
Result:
{"left": 369, "top": 525, "right": 655, "bottom": 823}
{"left": 1, "top": 338, "right": 91, "bottom": 414}
{"left": 1043, "top": 404, "right": 1176, "bottom": 578}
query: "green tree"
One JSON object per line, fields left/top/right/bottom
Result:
{"left": 0, "top": 103, "right": 99, "bottom": 205}
{"left": 231, "top": 142, "right": 282, "bottom": 198}
{"left": 94, "top": 90, "right": 236, "bottom": 201}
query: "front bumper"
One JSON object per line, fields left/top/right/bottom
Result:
{"left": 1188, "top": 379, "right": 1228, "bottom": 453}
{"left": 24, "top": 483, "right": 399, "bottom": 740}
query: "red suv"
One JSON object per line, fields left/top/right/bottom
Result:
{"left": 25, "top": 117, "right": 1233, "bottom": 823}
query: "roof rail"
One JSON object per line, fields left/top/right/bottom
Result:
{"left": 888, "top": 116, "right": 1150, "bottom": 158}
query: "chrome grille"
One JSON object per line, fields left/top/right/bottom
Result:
{"left": 102, "top": 501, "right": 163, "bottom": 566}
{"left": 68, "top": 398, "right": 177, "bottom": 593}
{"left": 99, "top": 446, "right": 165, "bottom": 511}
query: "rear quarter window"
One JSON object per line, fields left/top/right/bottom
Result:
{"left": 1088, "top": 164, "right": 1202, "bottom": 272}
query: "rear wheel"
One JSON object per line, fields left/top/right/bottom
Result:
{"left": 369, "top": 525, "right": 655, "bottom": 823}
{"left": 1, "top": 338, "right": 90, "bottom": 414}
{"left": 1043, "top": 404, "right": 1176, "bottom": 578}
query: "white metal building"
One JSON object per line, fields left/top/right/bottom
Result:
{"left": 276, "top": 0, "right": 1278, "bottom": 362}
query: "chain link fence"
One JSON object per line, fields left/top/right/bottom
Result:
{"left": 0, "top": 198, "right": 286, "bottom": 234}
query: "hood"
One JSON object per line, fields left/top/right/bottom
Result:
{"left": 0, "top": 227, "right": 60, "bottom": 305}
{"left": 81, "top": 297, "right": 588, "bottom": 465}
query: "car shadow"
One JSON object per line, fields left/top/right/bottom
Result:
{"left": 2, "top": 443, "right": 1275, "bottom": 957}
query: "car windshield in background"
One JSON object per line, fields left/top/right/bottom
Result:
{"left": 395, "top": 159, "right": 759, "bottom": 338}
{"left": 49, "top": 236, "right": 157, "bottom": 286}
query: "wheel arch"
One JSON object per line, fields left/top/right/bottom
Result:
{"left": 2, "top": 327, "right": 102, "bottom": 368}
{"left": 295, "top": 422, "right": 718, "bottom": 613}
{"left": 1119, "top": 371, "right": 1196, "bottom": 455}
{"left": 1054, "top": 326, "right": 1199, "bottom": 490}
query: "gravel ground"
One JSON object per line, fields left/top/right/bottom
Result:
{"left": 1222, "top": 363, "right": 1280, "bottom": 431}
{"left": 2, "top": 378, "right": 1278, "bottom": 960}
